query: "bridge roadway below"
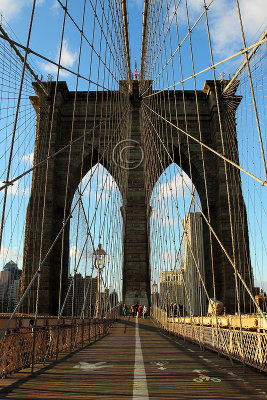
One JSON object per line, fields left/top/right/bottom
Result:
{"left": 0, "top": 317, "right": 266, "bottom": 399}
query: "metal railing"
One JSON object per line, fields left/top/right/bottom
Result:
{"left": 0, "top": 307, "right": 118, "bottom": 378}
{"left": 152, "top": 306, "right": 267, "bottom": 372}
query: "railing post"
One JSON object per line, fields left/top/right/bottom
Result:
{"left": 81, "top": 320, "right": 84, "bottom": 348}
{"left": 229, "top": 330, "right": 233, "bottom": 355}
{"left": 257, "top": 333, "right": 262, "bottom": 369}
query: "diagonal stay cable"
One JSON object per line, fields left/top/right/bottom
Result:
{"left": 141, "top": 0, "right": 215, "bottom": 95}
{"left": 142, "top": 0, "right": 179, "bottom": 78}
{"left": 43, "top": 222, "right": 94, "bottom": 363}
{"left": 55, "top": 0, "right": 123, "bottom": 84}
{"left": 143, "top": 106, "right": 267, "bottom": 321}
{"left": 0, "top": 105, "right": 129, "bottom": 340}
{"left": 0, "top": 0, "right": 37, "bottom": 254}
{"left": 45, "top": 165, "right": 121, "bottom": 360}
{"left": 0, "top": 105, "right": 130, "bottom": 193}
{"left": 235, "top": 1, "right": 267, "bottom": 181}
{"left": 0, "top": 25, "right": 48, "bottom": 96}
{"left": 142, "top": 37, "right": 267, "bottom": 98}
{"left": 143, "top": 103, "right": 267, "bottom": 187}
{"left": 0, "top": 34, "right": 112, "bottom": 91}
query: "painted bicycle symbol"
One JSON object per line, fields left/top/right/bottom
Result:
{"left": 150, "top": 361, "right": 169, "bottom": 370}
{"left": 193, "top": 370, "right": 221, "bottom": 383}
{"left": 193, "top": 374, "right": 221, "bottom": 383}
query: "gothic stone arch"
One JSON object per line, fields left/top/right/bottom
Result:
{"left": 145, "top": 81, "right": 252, "bottom": 313}
{"left": 21, "top": 80, "right": 252, "bottom": 315}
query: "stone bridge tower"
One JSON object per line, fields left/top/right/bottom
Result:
{"left": 21, "top": 79, "right": 252, "bottom": 315}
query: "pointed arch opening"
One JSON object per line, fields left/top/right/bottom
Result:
{"left": 150, "top": 163, "right": 207, "bottom": 317}
{"left": 67, "top": 163, "right": 123, "bottom": 317}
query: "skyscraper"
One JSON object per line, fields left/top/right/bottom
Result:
{"left": 0, "top": 260, "right": 22, "bottom": 312}
{"left": 159, "top": 269, "right": 185, "bottom": 308}
{"left": 65, "top": 274, "right": 98, "bottom": 317}
{"left": 183, "top": 212, "right": 206, "bottom": 316}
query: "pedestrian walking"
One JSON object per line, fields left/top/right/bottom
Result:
{"left": 122, "top": 304, "right": 128, "bottom": 317}
{"left": 137, "top": 304, "right": 143, "bottom": 318}
{"left": 143, "top": 305, "right": 147, "bottom": 318}
{"left": 130, "top": 304, "right": 135, "bottom": 316}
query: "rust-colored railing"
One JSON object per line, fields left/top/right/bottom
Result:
{"left": 0, "top": 308, "right": 118, "bottom": 378}
{"left": 152, "top": 307, "right": 267, "bottom": 372}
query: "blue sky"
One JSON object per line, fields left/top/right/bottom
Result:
{"left": 0, "top": 0, "right": 266, "bottom": 87}
{"left": 0, "top": 0, "right": 266, "bottom": 295}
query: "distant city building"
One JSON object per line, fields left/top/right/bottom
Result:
{"left": 7, "top": 280, "right": 21, "bottom": 312}
{"left": 255, "top": 289, "right": 267, "bottom": 312}
{"left": 0, "top": 260, "right": 22, "bottom": 313}
{"left": 65, "top": 274, "right": 97, "bottom": 317}
{"left": 99, "top": 288, "right": 113, "bottom": 316}
{"left": 183, "top": 212, "right": 206, "bottom": 316}
{"left": 159, "top": 269, "right": 185, "bottom": 308}
{"left": 1, "top": 260, "right": 21, "bottom": 288}
{"left": 0, "top": 282, "right": 5, "bottom": 312}
{"left": 109, "top": 290, "right": 118, "bottom": 308}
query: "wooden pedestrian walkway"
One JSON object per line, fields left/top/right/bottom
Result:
{"left": 0, "top": 317, "right": 266, "bottom": 399}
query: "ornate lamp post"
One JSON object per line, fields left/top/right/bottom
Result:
{"left": 152, "top": 281, "right": 158, "bottom": 316}
{"left": 152, "top": 281, "right": 158, "bottom": 295}
{"left": 93, "top": 243, "right": 107, "bottom": 318}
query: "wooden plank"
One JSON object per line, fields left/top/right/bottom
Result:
{"left": 0, "top": 318, "right": 266, "bottom": 399}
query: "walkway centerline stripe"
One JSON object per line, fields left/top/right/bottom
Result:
{"left": 133, "top": 318, "right": 149, "bottom": 399}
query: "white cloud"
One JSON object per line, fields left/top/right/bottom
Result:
{"left": 168, "top": 0, "right": 266, "bottom": 57}
{"left": 161, "top": 251, "right": 176, "bottom": 265}
{"left": 0, "top": 0, "right": 44, "bottom": 21}
{"left": 61, "top": 40, "right": 77, "bottom": 69}
{"left": 0, "top": 246, "right": 22, "bottom": 266}
{"left": 151, "top": 205, "right": 177, "bottom": 227}
{"left": 209, "top": 0, "right": 267, "bottom": 56}
{"left": 168, "top": 0, "right": 203, "bottom": 26}
{"left": 82, "top": 164, "right": 119, "bottom": 198}
{"left": 0, "top": 0, "right": 31, "bottom": 21}
{"left": 0, "top": 179, "right": 29, "bottom": 196}
{"left": 20, "top": 153, "right": 34, "bottom": 166}
{"left": 40, "top": 39, "right": 77, "bottom": 78}
{"left": 129, "top": 0, "right": 143, "bottom": 10}
{"left": 50, "top": 0, "right": 60, "bottom": 16}
{"left": 69, "top": 245, "right": 81, "bottom": 260}
{"left": 155, "top": 172, "right": 193, "bottom": 200}
{"left": 254, "top": 279, "right": 267, "bottom": 292}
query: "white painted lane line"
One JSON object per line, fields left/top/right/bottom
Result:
{"left": 133, "top": 318, "right": 149, "bottom": 400}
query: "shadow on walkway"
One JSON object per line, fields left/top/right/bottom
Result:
{"left": 117, "top": 317, "right": 159, "bottom": 334}
{"left": 0, "top": 333, "right": 109, "bottom": 398}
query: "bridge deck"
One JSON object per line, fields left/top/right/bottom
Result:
{"left": 0, "top": 317, "right": 266, "bottom": 399}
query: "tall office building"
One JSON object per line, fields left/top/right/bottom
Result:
{"left": 159, "top": 269, "right": 185, "bottom": 308}
{"left": 65, "top": 274, "right": 97, "bottom": 317}
{"left": 0, "top": 261, "right": 22, "bottom": 313}
{"left": 183, "top": 212, "right": 206, "bottom": 316}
